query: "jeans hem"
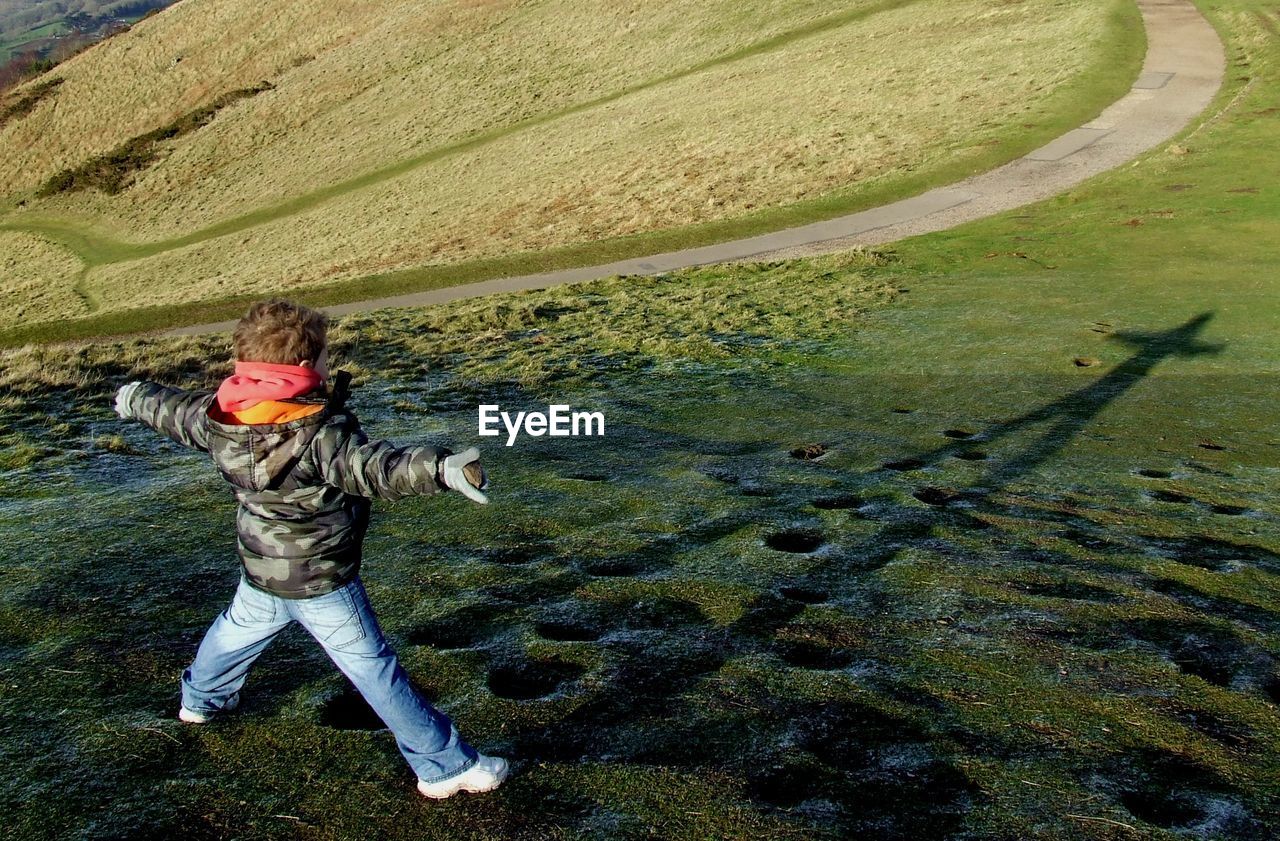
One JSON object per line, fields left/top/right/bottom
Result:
{"left": 416, "top": 754, "right": 478, "bottom": 785}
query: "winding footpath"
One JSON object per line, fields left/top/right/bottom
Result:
{"left": 171, "top": 0, "right": 1223, "bottom": 337}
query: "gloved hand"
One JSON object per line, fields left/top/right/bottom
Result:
{"left": 438, "top": 447, "right": 489, "bottom": 505}
{"left": 113, "top": 382, "right": 142, "bottom": 419}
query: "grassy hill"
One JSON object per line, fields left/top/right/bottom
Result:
{"left": 0, "top": 0, "right": 1140, "bottom": 336}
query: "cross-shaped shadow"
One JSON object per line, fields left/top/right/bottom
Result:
{"left": 881, "top": 311, "right": 1222, "bottom": 491}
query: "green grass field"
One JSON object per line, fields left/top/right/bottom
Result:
{"left": 0, "top": 0, "right": 1277, "bottom": 838}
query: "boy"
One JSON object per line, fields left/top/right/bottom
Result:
{"left": 112, "top": 299, "right": 507, "bottom": 799}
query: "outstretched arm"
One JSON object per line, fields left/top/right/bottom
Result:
{"left": 312, "top": 417, "right": 489, "bottom": 503}
{"left": 114, "top": 381, "right": 214, "bottom": 452}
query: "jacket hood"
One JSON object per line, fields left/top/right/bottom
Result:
{"left": 203, "top": 370, "right": 353, "bottom": 493}
{"left": 204, "top": 399, "right": 331, "bottom": 493}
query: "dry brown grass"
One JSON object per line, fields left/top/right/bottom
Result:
{"left": 1, "top": 0, "right": 842, "bottom": 227}
{"left": 0, "top": 231, "right": 86, "bottom": 323}
{"left": 0, "top": 249, "right": 895, "bottom": 418}
{"left": 0, "top": 333, "right": 227, "bottom": 401}
{"left": 0, "top": 0, "right": 1122, "bottom": 328}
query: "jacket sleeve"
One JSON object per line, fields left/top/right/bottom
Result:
{"left": 311, "top": 415, "right": 448, "bottom": 501}
{"left": 123, "top": 382, "right": 214, "bottom": 452}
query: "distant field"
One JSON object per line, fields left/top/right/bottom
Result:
{"left": 0, "top": 0, "right": 1139, "bottom": 334}
{"left": 0, "top": 21, "right": 67, "bottom": 62}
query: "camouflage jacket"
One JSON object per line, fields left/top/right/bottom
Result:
{"left": 121, "top": 377, "right": 448, "bottom": 599}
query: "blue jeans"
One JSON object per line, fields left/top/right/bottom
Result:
{"left": 181, "top": 574, "right": 478, "bottom": 784}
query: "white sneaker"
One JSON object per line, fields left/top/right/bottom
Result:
{"left": 178, "top": 692, "right": 240, "bottom": 724}
{"left": 417, "top": 754, "right": 509, "bottom": 799}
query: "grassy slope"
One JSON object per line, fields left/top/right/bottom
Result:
{"left": 1, "top": 1, "right": 1278, "bottom": 840}
{"left": 0, "top": 0, "right": 1141, "bottom": 339}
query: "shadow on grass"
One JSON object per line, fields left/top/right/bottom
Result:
{"left": 876, "top": 312, "right": 1222, "bottom": 486}
{"left": 10, "top": 312, "right": 1278, "bottom": 838}
{"left": 457, "top": 312, "right": 1277, "bottom": 835}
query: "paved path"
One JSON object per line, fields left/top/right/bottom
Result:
{"left": 171, "top": 0, "right": 1223, "bottom": 337}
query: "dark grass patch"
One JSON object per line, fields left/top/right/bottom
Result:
{"left": 699, "top": 466, "right": 739, "bottom": 485}
{"left": 319, "top": 687, "right": 387, "bottom": 731}
{"left": 764, "top": 529, "right": 825, "bottom": 554}
{"left": 942, "top": 429, "right": 975, "bottom": 439}
{"left": 689, "top": 439, "right": 771, "bottom": 457}
{"left": 1169, "top": 637, "right": 1239, "bottom": 687}
{"left": 533, "top": 618, "right": 604, "bottom": 642}
{"left": 790, "top": 442, "right": 828, "bottom": 461}
{"left": 606, "top": 641, "right": 726, "bottom": 705}
{"left": 912, "top": 487, "right": 957, "bottom": 507}
{"left": 579, "top": 557, "right": 646, "bottom": 577}
{"left": 778, "top": 586, "right": 828, "bottom": 604}
{"left": 1148, "top": 577, "right": 1279, "bottom": 628}
{"left": 1135, "top": 468, "right": 1173, "bottom": 479}
{"left": 1184, "top": 462, "right": 1235, "bottom": 479}
{"left": 1110, "top": 752, "right": 1235, "bottom": 831}
{"left": 774, "top": 621, "right": 863, "bottom": 671}
{"left": 507, "top": 638, "right": 728, "bottom": 764}
{"left": 615, "top": 596, "right": 708, "bottom": 631}
{"left": 1197, "top": 441, "right": 1227, "bottom": 451}
{"left": 1263, "top": 673, "right": 1280, "bottom": 705}
{"left": 1023, "top": 621, "right": 1126, "bottom": 652}
{"left": 404, "top": 598, "right": 514, "bottom": 649}
{"left": 732, "top": 591, "right": 807, "bottom": 637}
{"left": 1142, "top": 533, "right": 1279, "bottom": 573}
{"left": 776, "top": 640, "right": 856, "bottom": 670}
{"left": 1209, "top": 503, "right": 1250, "bottom": 516}
{"left": 748, "top": 757, "right": 830, "bottom": 810}
{"left": 1167, "top": 704, "right": 1256, "bottom": 748}
{"left": 1039, "top": 614, "right": 1278, "bottom": 695}
{"left": 954, "top": 450, "right": 988, "bottom": 461}
{"left": 891, "top": 407, "right": 914, "bottom": 414}
{"left": 1010, "top": 579, "right": 1120, "bottom": 602}
{"left": 405, "top": 617, "right": 490, "bottom": 650}
{"left": 775, "top": 700, "right": 980, "bottom": 836}
{"left": 1148, "top": 489, "right": 1195, "bottom": 504}
{"left": 813, "top": 494, "right": 864, "bottom": 510}
{"left": 1049, "top": 527, "right": 1131, "bottom": 555}
{"left": 481, "top": 544, "right": 548, "bottom": 565}
{"left": 480, "top": 575, "right": 582, "bottom": 605}
{"left": 883, "top": 458, "right": 925, "bottom": 471}
{"left": 1125, "top": 617, "right": 1275, "bottom": 688}
{"left": 486, "top": 658, "right": 586, "bottom": 700}
{"left": 1120, "top": 789, "right": 1207, "bottom": 829}
{"left": 0, "top": 77, "right": 62, "bottom": 129}
{"left": 37, "top": 81, "right": 275, "bottom": 196}
{"left": 564, "top": 472, "right": 609, "bottom": 482}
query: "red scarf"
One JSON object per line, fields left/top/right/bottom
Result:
{"left": 215, "top": 361, "right": 325, "bottom": 413}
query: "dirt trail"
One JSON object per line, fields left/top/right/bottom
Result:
{"left": 171, "top": 0, "right": 1223, "bottom": 337}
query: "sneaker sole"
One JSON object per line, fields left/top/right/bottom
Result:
{"left": 418, "top": 766, "right": 509, "bottom": 800}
